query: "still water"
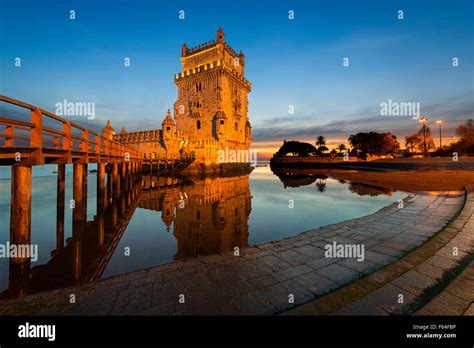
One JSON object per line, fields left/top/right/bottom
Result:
{"left": 0, "top": 164, "right": 406, "bottom": 298}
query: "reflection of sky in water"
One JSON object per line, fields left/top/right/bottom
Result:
{"left": 249, "top": 166, "right": 406, "bottom": 244}
{"left": 0, "top": 165, "right": 406, "bottom": 293}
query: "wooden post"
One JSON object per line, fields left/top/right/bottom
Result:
{"left": 126, "top": 162, "right": 131, "bottom": 190}
{"left": 127, "top": 179, "right": 132, "bottom": 205}
{"left": 56, "top": 164, "right": 65, "bottom": 251}
{"left": 10, "top": 165, "right": 32, "bottom": 263}
{"left": 80, "top": 129, "right": 89, "bottom": 163}
{"left": 120, "top": 187, "right": 126, "bottom": 216}
{"left": 63, "top": 122, "right": 72, "bottom": 163}
{"left": 121, "top": 162, "right": 126, "bottom": 182}
{"left": 72, "top": 163, "right": 84, "bottom": 280}
{"left": 82, "top": 163, "right": 88, "bottom": 219}
{"left": 97, "top": 163, "right": 105, "bottom": 208}
{"left": 113, "top": 162, "right": 119, "bottom": 197}
{"left": 5, "top": 126, "right": 14, "bottom": 146}
{"left": 73, "top": 163, "right": 83, "bottom": 223}
{"left": 30, "top": 108, "right": 43, "bottom": 165}
{"left": 8, "top": 166, "right": 32, "bottom": 300}
{"left": 95, "top": 135, "right": 101, "bottom": 158}
{"left": 112, "top": 192, "right": 118, "bottom": 226}
{"left": 97, "top": 163, "right": 105, "bottom": 247}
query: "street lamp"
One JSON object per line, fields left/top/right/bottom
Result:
{"left": 419, "top": 116, "right": 428, "bottom": 157}
{"left": 436, "top": 119, "right": 443, "bottom": 148}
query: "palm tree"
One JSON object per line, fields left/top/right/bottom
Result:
{"left": 319, "top": 145, "right": 329, "bottom": 153}
{"left": 315, "top": 178, "right": 327, "bottom": 192}
{"left": 316, "top": 136, "right": 326, "bottom": 147}
{"left": 404, "top": 134, "right": 420, "bottom": 153}
{"left": 337, "top": 144, "right": 347, "bottom": 153}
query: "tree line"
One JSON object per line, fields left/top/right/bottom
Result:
{"left": 273, "top": 119, "right": 473, "bottom": 158}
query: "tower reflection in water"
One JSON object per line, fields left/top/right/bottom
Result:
{"left": 140, "top": 174, "right": 251, "bottom": 259}
{"left": 3, "top": 171, "right": 251, "bottom": 300}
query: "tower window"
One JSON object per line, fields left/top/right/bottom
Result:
{"left": 197, "top": 120, "right": 201, "bottom": 129}
{"left": 235, "top": 122, "right": 238, "bottom": 131}
{"left": 196, "top": 210, "right": 201, "bottom": 220}
{"left": 220, "top": 120, "right": 224, "bottom": 125}
{"left": 166, "top": 126, "right": 170, "bottom": 131}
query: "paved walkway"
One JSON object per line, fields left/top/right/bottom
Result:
{"left": 0, "top": 192, "right": 468, "bottom": 315}
{"left": 285, "top": 190, "right": 473, "bottom": 315}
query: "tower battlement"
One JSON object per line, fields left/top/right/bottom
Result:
{"left": 184, "top": 40, "right": 217, "bottom": 56}
{"left": 174, "top": 60, "right": 251, "bottom": 90}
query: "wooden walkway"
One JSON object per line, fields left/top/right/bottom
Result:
{"left": 0, "top": 96, "right": 143, "bottom": 294}
{"left": 0, "top": 95, "right": 141, "bottom": 166}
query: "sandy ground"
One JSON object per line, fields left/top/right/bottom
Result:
{"left": 328, "top": 170, "right": 474, "bottom": 192}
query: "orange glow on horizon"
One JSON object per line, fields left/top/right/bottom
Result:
{"left": 251, "top": 134, "right": 460, "bottom": 160}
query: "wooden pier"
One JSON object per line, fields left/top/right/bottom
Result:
{"left": 0, "top": 95, "right": 143, "bottom": 297}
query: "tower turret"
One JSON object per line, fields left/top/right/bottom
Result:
{"left": 239, "top": 49, "right": 245, "bottom": 67}
{"left": 102, "top": 119, "right": 116, "bottom": 140}
{"left": 161, "top": 196, "right": 175, "bottom": 232}
{"left": 181, "top": 42, "right": 189, "bottom": 57}
{"left": 162, "top": 109, "right": 175, "bottom": 139}
{"left": 216, "top": 27, "right": 225, "bottom": 44}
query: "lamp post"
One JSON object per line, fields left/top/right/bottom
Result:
{"left": 436, "top": 120, "right": 443, "bottom": 148}
{"left": 419, "top": 116, "right": 428, "bottom": 157}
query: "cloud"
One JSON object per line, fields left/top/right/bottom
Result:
{"left": 252, "top": 95, "right": 474, "bottom": 143}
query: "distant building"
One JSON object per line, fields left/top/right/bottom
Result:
{"left": 103, "top": 28, "right": 252, "bottom": 173}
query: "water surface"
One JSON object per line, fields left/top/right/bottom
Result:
{"left": 0, "top": 164, "right": 406, "bottom": 298}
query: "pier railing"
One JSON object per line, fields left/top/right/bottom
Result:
{"left": 0, "top": 95, "right": 141, "bottom": 165}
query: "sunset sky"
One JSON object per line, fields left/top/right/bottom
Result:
{"left": 1, "top": 0, "right": 473, "bottom": 159}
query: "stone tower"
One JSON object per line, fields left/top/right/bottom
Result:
{"left": 173, "top": 28, "right": 252, "bottom": 164}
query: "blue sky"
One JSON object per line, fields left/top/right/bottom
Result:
{"left": 1, "top": 0, "right": 473, "bottom": 155}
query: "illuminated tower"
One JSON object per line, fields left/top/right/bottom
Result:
{"left": 173, "top": 28, "right": 252, "bottom": 162}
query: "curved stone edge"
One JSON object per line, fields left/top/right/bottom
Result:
{"left": 283, "top": 189, "right": 473, "bottom": 316}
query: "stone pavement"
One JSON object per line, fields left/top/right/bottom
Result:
{"left": 0, "top": 192, "right": 467, "bottom": 315}
{"left": 285, "top": 190, "right": 474, "bottom": 316}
